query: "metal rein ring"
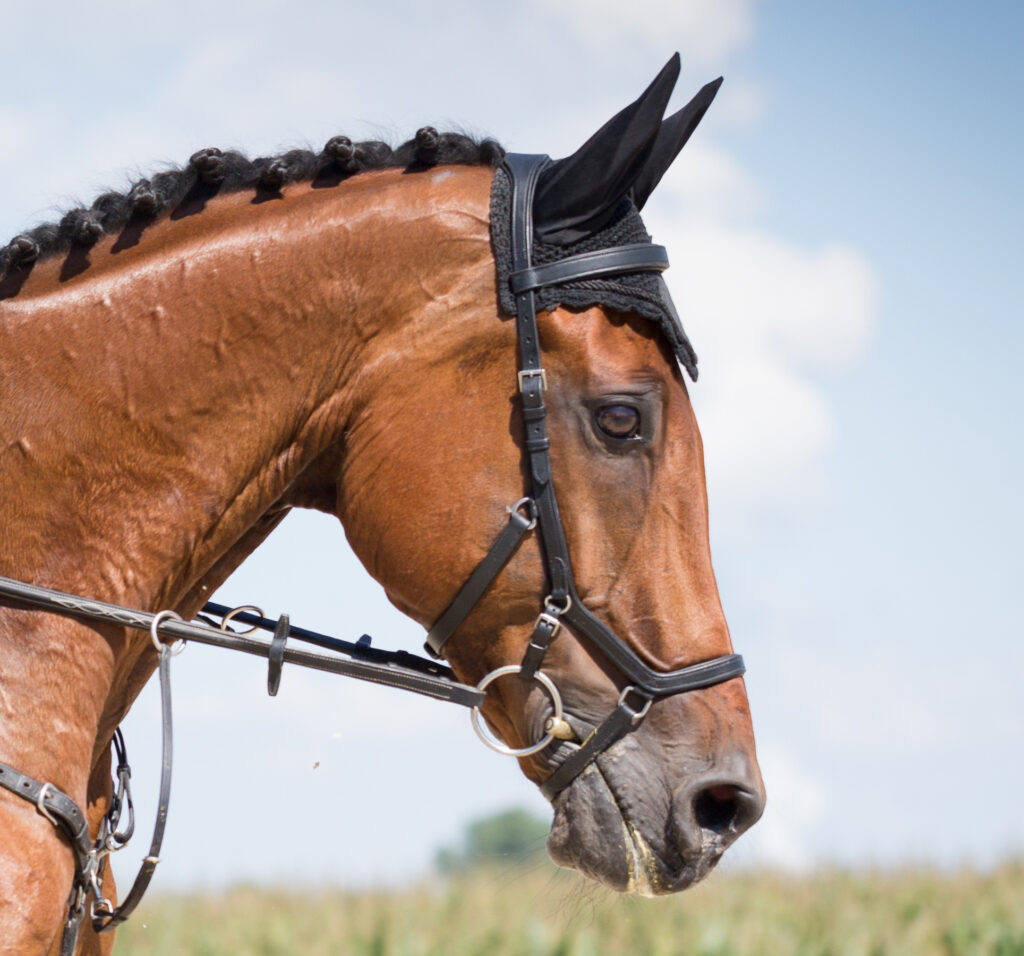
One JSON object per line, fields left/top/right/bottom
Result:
{"left": 149, "top": 609, "right": 186, "bottom": 656}
{"left": 470, "top": 665, "right": 564, "bottom": 758}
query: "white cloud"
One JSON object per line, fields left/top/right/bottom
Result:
{"left": 655, "top": 142, "right": 763, "bottom": 220}
{"left": 643, "top": 198, "right": 879, "bottom": 509}
{"left": 714, "top": 77, "right": 769, "bottom": 125}
{"left": 539, "top": 0, "right": 756, "bottom": 68}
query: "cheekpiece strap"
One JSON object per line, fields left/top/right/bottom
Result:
{"left": 425, "top": 502, "right": 537, "bottom": 657}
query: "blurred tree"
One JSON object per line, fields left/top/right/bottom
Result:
{"left": 435, "top": 807, "right": 550, "bottom": 873}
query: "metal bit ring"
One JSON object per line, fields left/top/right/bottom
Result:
{"left": 470, "top": 665, "right": 563, "bottom": 757}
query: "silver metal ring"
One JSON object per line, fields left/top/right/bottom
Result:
{"left": 150, "top": 609, "right": 185, "bottom": 655}
{"left": 618, "top": 685, "right": 653, "bottom": 724}
{"left": 217, "top": 605, "right": 264, "bottom": 635}
{"left": 543, "top": 593, "right": 572, "bottom": 615}
{"left": 506, "top": 497, "right": 537, "bottom": 531}
{"left": 470, "top": 665, "right": 563, "bottom": 757}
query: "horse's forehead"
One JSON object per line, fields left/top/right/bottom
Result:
{"left": 543, "top": 306, "right": 677, "bottom": 380}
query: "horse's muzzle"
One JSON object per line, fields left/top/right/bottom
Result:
{"left": 544, "top": 733, "right": 765, "bottom": 895}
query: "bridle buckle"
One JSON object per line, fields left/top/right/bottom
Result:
{"left": 534, "top": 610, "right": 562, "bottom": 638}
{"left": 517, "top": 367, "right": 547, "bottom": 392}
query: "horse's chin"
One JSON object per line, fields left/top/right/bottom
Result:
{"left": 545, "top": 762, "right": 724, "bottom": 897}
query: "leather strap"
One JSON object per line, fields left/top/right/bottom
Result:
{"left": 0, "top": 648, "right": 176, "bottom": 951}
{"left": 0, "top": 575, "right": 484, "bottom": 709}
{"left": 539, "top": 688, "right": 652, "bottom": 801}
{"left": 0, "top": 762, "right": 92, "bottom": 955}
{"left": 267, "top": 613, "right": 290, "bottom": 696}
{"left": 519, "top": 610, "right": 561, "bottom": 680}
{"left": 509, "top": 243, "right": 668, "bottom": 294}
{"left": 93, "top": 645, "right": 175, "bottom": 932}
{"left": 0, "top": 764, "right": 92, "bottom": 862}
{"left": 425, "top": 502, "right": 536, "bottom": 657}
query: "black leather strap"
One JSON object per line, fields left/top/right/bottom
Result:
{"left": 425, "top": 502, "right": 536, "bottom": 657}
{"left": 93, "top": 644, "right": 175, "bottom": 932}
{"left": 539, "top": 688, "right": 652, "bottom": 801}
{"left": 519, "top": 610, "right": 562, "bottom": 680}
{"left": 0, "top": 760, "right": 93, "bottom": 955}
{"left": 0, "top": 575, "right": 484, "bottom": 709}
{"left": 563, "top": 597, "right": 747, "bottom": 696}
{"left": 509, "top": 243, "right": 668, "bottom": 294}
{"left": 0, "top": 764, "right": 92, "bottom": 861}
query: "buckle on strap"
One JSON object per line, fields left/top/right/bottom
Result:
{"left": 517, "top": 368, "right": 547, "bottom": 392}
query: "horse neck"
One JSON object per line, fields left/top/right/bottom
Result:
{"left": 0, "top": 165, "right": 496, "bottom": 616}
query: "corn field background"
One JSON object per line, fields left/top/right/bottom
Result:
{"left": 115, "top": 860, "right": 1024, "bottom": 955}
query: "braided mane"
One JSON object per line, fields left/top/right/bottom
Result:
{"left": 0, "top": 129, "right": 504, "bottom": 277}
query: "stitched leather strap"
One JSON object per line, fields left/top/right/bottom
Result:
{"left": 509, "top": 243, "right": 668, "bottom": 294}
{"left": 0, "top": 575, "right": 483, "bottom": 709}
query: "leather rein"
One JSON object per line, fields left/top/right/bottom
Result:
{"left": 0, "top": 577, "right": 482, "bottom": 955}
{"left": 0, "top": 153, "right": 744, "bottom": 953}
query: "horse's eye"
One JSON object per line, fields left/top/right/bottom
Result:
{"left": 595, "top": 404, "right": 641, "bottom": 440}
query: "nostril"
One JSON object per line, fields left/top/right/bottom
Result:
{"left": 694, "top": 784, "right": 748, "bottom": 835}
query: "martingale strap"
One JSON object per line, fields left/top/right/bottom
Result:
{"left": 0, "top": 642, "right": 175, "bottom": 956}
{"left": 0, "top": 761, "right": 93, "bottom": 955}
{"left": 0, "top": 572, "right": 484, "bottom": 947}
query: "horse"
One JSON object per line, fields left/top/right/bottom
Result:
{"left": 0, "top": 54, "right": 764, "bottom": 954}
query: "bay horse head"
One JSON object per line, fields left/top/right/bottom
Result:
{"left": 0, "top": 53, "right": 762, "bottom": 951}
{"left": 333, "top": 55, "right": 765, "bottom": 894}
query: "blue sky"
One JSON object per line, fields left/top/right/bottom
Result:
{"left": 1, "top": 0, "right": 1020, "bottom": 888}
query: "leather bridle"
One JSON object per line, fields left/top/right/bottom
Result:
{"left": 424, "top": 154, "right": 746, "bottom": 799}
{"left": 0, "top": 153, "right": 745, "bottom": 952}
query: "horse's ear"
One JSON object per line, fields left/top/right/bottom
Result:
{"left": 629, "top": 77, "right": 724, "bottom": 211}
{"left": 533, "top": 54, "right": 681, "bottom": 245}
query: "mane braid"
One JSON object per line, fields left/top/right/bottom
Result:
{"left": 0, "top": 129, "right": 504, "bottom": 276}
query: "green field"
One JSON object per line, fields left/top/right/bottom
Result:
{"left": 114, "top": 861, "right": 1024, "bottom": 955}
